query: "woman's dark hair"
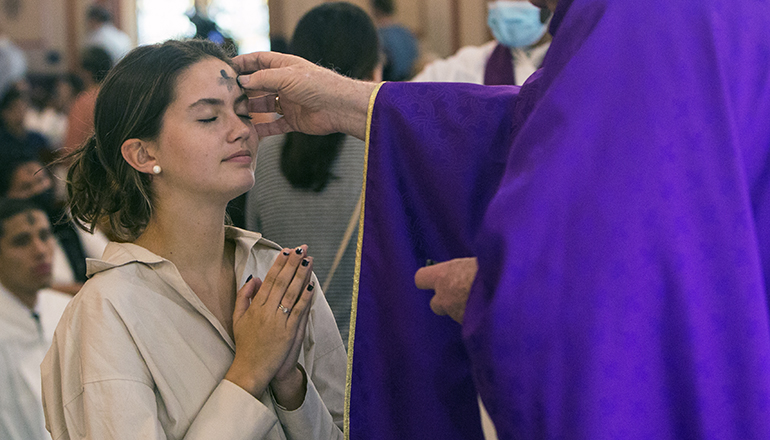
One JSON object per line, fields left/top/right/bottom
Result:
{"left": 81, "top": 46, "right": 114, "bottom": 83}
{"left": 66, "top": 39, "right": 234, "bottom": 241}
{"left": 282, "top": 2, "right": 379, "bottom": 192}
{"left": 87, "top": 6, "right": 112, "bottom": 23}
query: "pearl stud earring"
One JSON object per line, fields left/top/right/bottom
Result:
{"left": 152, "top": 165, "right": 162, "bottom": 174}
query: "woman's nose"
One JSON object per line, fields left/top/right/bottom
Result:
{"left": 228, "top": 113, "right": 252, "bottom": 143}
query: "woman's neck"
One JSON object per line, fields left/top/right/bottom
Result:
{"left": 136, "top": 193, "right": 239, "bottom": 337}
{"left": 134, "top": 194, "right": 229, "bottom": 274}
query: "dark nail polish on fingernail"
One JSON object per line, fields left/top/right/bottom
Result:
{"left": 295, "top": 247, "right": 303, "bottom": 255}
{"left": 246, "top": 274, "right": 253, "bottom": 283}
{"left": 307, "top": 283, "right": 315, "bottom": 291}
{"left": 301, "top": 258, "right": 309, "bottom": 267}
{"left": 282, "top": 250, "right": 290, "bottom": 256}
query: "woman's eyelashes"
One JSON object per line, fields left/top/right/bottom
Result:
{"left": 197, "top": 113, "right": 251, "bottom": 124}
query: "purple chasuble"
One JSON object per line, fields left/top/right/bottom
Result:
{"left": 350, "top": 83, "right": 522, "bottom": 439}
{"left": 484, "top": 43, "right": 516, "bottom": 86}
{"left": 353, "top": 0, "right": 770, "bottom": 438}
{"left": 464, "top": 0, "right": 770, "bottom": 438}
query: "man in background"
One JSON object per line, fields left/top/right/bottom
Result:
{"left": 413, "top": 0, "right": 551, "bottom": 86}
{"left": 61, "top": 46, "right": 113, "bottom": 157}
{"left": 0, "top": 156, "right": 108, "bottom": 294}
{"left": 0, "top": 198, "right": 71, "bottom": 440}
{"left": 371, "top": 0, "right": 418, "bottom": 81}
{"left": 84, "top": 5, "right": 132, "bottom": 64}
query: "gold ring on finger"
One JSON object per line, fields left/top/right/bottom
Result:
{"left": 275, "top": 95, "right": 284, "bottom": 116}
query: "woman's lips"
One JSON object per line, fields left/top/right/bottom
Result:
{"left": 223, "top": 150, "right": 252, "bottom": 163}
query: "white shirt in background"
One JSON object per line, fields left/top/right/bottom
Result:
{"left": 84, "top": 24, "right": 132, "bottom": 63}
{"left": 51, "top": 226, "right": 109, "bottom": 287}
{"left": 413, "top": 40, "right": 550, "bottom": 86}
{"left": 0, "top": 284, "right": 71, "bottom": 440}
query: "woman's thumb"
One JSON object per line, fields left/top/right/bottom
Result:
{"left": 233, "top": 275, "right": 262, "bottom": 322}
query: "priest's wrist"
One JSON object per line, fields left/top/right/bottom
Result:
{"left": 334, "top": 80, "right": 377, "bottom": 140}
{"left": 270, "top": 365, "right": 307, "bottom": 411}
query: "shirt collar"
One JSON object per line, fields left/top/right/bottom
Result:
{"left": 86, "top": 226, "right": 278, "bottom": 278}
{"left": 0, "top": 281, "right": 37, "bottom": 331}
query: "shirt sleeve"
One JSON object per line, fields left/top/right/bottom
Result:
{"left": 59, "top": 379, "right": 274, "bottom": 440}
{"left": 272, "top": 366, "right": 343, "bottom": 440}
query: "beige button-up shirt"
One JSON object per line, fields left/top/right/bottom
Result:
{"left": 41, "top": 227, "right": 346, "bottom": 440}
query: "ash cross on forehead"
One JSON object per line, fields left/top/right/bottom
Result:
{"left": 219, "top": 69, "right": 238, "bottom": 92}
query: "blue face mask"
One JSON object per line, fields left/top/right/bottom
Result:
{"left": 487, "top": 1, "right": 548, "bottom": 48}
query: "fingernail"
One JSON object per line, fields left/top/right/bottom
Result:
{"left": 246, "top": 274, "right": 253, "bottom": 283}
{"left": 237, "top": 74, "right": 249, "bottom": 85}
{"left": 282, "top": 249, "right": 290, "bottom": 256}
{"left": 295, "top": 247, "right": 303, "bottom": 255}
{"left": 307, "top": 283, "right": 315, "bottom": 291}
{"left": 301, "top": 258, "right": 309, "bottom": 267}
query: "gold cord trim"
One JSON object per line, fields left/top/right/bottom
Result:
{"left": 344, "top": 81, "right": 385, "bottom": 438}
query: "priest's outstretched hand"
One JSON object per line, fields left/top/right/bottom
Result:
{"left": 233, "top": 51, "right": 377, "bottom": 140}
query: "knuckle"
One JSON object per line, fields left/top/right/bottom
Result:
{"left": 272, "top": 277, "right": 290, "bottom": 291}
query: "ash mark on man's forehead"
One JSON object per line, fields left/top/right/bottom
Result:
{"left": 219, "top": 69, "right": 237, "bottom": 92}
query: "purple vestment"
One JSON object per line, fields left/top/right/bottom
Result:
{"left": 484, "top": 43, "right": 516, "bottom": 86}
{"left": 351, "top": 0, "right": 770, "bottom": 438}
{"left": 350, "top": 83, "right": 521, "bottom": 439}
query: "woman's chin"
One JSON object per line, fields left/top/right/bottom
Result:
{"left": 225, "top": 177, "right": 256, "bottom": 200}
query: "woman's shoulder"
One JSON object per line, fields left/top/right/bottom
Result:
{"left": 61, "top": 261, "right": 158, "bottom": 327}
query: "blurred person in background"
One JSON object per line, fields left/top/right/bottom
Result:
{"left": 0, "top": 156, "right": 108, "bottom": 295}
{"left": 0, "top": 198, "right": 71, "bottom": 440}
{"left": 371, "top": 0, "right": 418, "bottom": 81}
{"left": 25, "top": 74, "right": 84, "bottom": 150}
{"left": 84, "top": 5, "right": 132, "bottom": 64}
{"left": 61, "top": 46, "right": 113, "bottom": 159}
{"left": 0, "top": 84, "right": 51, "bottom": 163}
{"left": 413, "top": 0, "right": 551, "bottom": 86}
{"left": 246, "top": 2, "right": 381, "bottom": 346}
{"left": 0, "top": 28, "right": 26, "bottom": 100}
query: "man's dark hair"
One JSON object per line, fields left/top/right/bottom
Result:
{"left": 0, "top": 82, "right": 23, "bottom": 113}
{"left": 540, "top": 7, "right": 552, "bottom": 23}
{"left": 81, "top": 46, "right": 114, "bottom": 83}
{"left": 372, "top": 0, "right": 395, "bottom": 15}
{"left": 0, "top": 155, "right": 37, "bottom": 198}
{"left": 87, "top": 6, "right": 112, "bottom": 23}
{"left": 0, "top": 197, "right": 45, "bottom": 240}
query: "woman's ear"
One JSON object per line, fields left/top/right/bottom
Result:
{"left": 121, "top": 139, "right": 158, "bottom": 174}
